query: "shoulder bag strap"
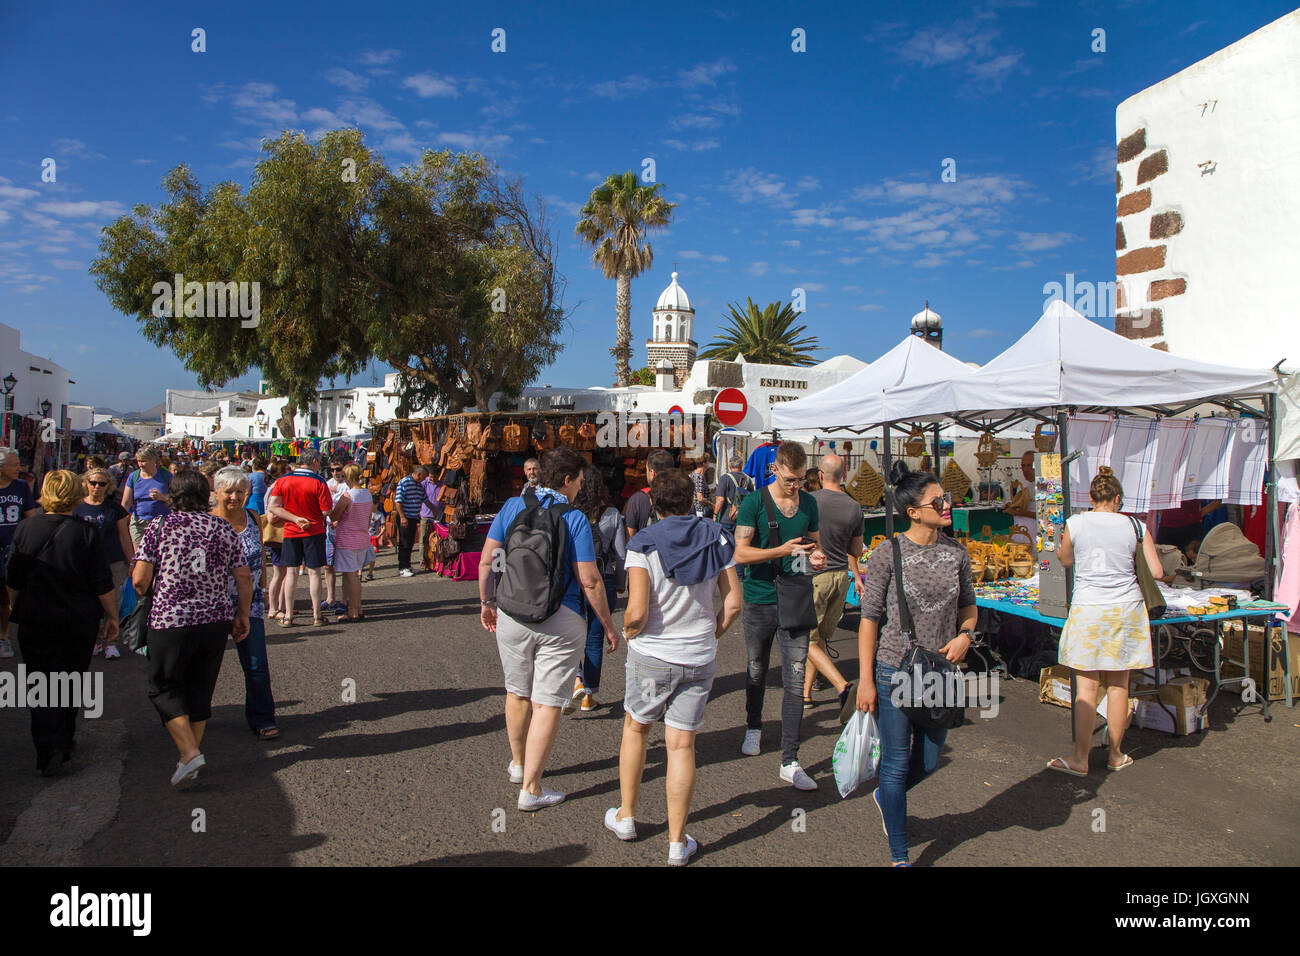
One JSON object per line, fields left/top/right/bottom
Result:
{"left": 891, "top": 537, "right": 916, "bottom": 644}
{"left": 761, "top": 486, "right": 787, "bottom": 571}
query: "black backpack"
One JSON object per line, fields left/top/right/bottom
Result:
{"left": 496, "top": 489, "right": 575, "bottom": 623}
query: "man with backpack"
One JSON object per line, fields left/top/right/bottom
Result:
{"left": 712, "top": 452, "right": 753, "bottom": 535}
{"left": 624, "top": 449, "right": 674, "bottom": 538}
{"left": 478, "top": 447, "right": 618, "bottom": 811}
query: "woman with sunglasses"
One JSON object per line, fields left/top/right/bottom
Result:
{"left": 855, "top": 463, "right": 976, "bottom": 866}
{"left": 74, "top": 467, "right": 135, "bottom": 659}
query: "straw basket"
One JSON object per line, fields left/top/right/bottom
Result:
{"left": 940, "top": 460, "right": 971, "bottom": 501}
{"left": 903, "top": 425, "right": 926, "bottom": 457}
{"left": 975, "top": 431, "right": 1000, "bottom": 468}
{"left": 847, "top": 461, "right": 885, "bottom": 507}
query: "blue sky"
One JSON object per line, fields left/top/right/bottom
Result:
{"left": 0, "top": 0, "right": 1293, "bottom": 412}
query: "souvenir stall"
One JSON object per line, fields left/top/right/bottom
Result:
{"left": 779, "top": 301, "right": 1291, "bottom": 727}
{"left": 67, "top": 420, "right": 139, "bottom": 473}
{"left": 365, "top": 412, "right": 705, "bottom": 581}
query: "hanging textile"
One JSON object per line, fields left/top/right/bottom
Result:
{"left": 1066, "top": 412, "right": 1116, "bottom": 509}
{"left": 744, "top": 442, "right": 778, "bottom": 489}
{"left": 1275, "top": 502, "right": 1300, "bottom": 634}
{"left": 1108, "top": 416, "right": 1159, "bottom": 513}
{"left": 1148, "top": 418, "right": 1195, "bottom": 511}
{"left": 1182, "top": 417, "right": 1235, "bottom": 500}
{"left": 1221, "top": 418, "right": 1270, "bottom": 506}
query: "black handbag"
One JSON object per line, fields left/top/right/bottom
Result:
{"left": 120, "top": 588, "right": 152, "bottom": 653}
{"left": 761, "top": 487, "right": 818, "bottom": 632}
{"left": 890, "top": 538, "right": 965, "bottom": 730}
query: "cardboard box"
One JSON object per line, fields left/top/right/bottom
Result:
{"left": 1039, "top": 665, "right": 1073, "bottom": 708}
{"left": 1134, "top": 699, "right": 1207, "bottom": 735}
{"left": 1220, "top": 622, "right": 1299, "bottom": 702}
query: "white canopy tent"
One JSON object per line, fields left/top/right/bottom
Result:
{"left": 772, "top": 334, "right": 978, "bottom": 433}
{"left": 206, "top": 426, "right": 247, "bottom": 441}
{"left": 879, "top": 300, "right": 1278, "bottom": 427}
{"left": 84, "top": 420, "right": 132, "bottom": 437}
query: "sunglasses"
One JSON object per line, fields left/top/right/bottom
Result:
{"left": 775, "top": 473, "right": 802, "bottom": 486}
{"left": 917, "top": 492, "right": 954, "bottom": 513}
{"left": 331, "top": 467, "right": 343, "bottom": 472}
{"left": 87, "top": 480, "right": 109, "bottom": 487}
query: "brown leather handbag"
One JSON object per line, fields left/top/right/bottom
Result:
{"left": 577, "top": 420, "right": 597, "bottom": 451}
{"left": 558, "top": 419, "right": 578, "bottom": 448}
{"left": 531, "top": 420, "right": 556, "bottom": 454}
{"left": 502, "top": 422, "right": 527, "bottom": 453}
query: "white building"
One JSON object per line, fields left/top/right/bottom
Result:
{"left": 1113, "top": 9, "right": 1300, "bottom": 368}
{"left": 646, "top": 271, "right": 697, "bottom": 387}
{"left": 0, "top": 321, "right": 75, "bottom": 447}
{"left": 163, "top": 374, "right": 404, "bottom": 441}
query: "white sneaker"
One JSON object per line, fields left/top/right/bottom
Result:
{"left": 780, "top": 761, "right": 818, "bottom": 791}
{"left": 170, "top": 753, "right": 206, "bottom": 788}
{"left": 399, "top": 569, "right": 414, "bottom": 578}
{"left": 0, "top": 638, "right": 14, "bottom": 659}
{"left": 507, "top": 760, "right": 524, "bottom": 784}
{"left": 668, "top": 835, "right": 698, "bottom": 866}
{"left": 103, "top": 645, "right": 121, "bottom": 660}
{"left": 604, "top": 807, "right": 637, "bottom": 841}
{"left": 741, "top": 729, "right": 761, "bottom": 756}
{"left": 518, "top": 787, "right": 565, "bottom": 811}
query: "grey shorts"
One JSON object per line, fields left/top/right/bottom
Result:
{"left": 623, "top": 643, "right": 717, "bottom": 732}
{"left": 495, "top": 605, "right": 586, "bottom": 708}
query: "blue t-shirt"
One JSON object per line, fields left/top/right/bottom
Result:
{"left": 247, "top": 470, "right": 268, "bottom": 512}
{"left": 0, "top": 478, "right": 36, "bottom": 552}
{"left": 126, "top": 468, "right": 173, "bottom": 520}
{"left": 744, "top": 444, "right": 779, "bottom": 489}
{"left": 488, "top": 488, "right": 597, "bottom": 617}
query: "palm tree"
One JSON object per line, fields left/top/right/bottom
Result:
{"left": 699, "top": 298, "right": 821, "bottom": 366}
{"left": 575, "top": 172, "right": 677, "bottom": 386}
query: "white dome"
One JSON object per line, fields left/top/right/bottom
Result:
{"left": 911, "top": 302, "right": 941, "bottom": 331}
{"left": 655, "top": 271, "right": 693, "bottom": 312}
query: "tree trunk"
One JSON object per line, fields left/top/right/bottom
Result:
{"left": 277, "top": 403, "right": 296, "bottom": 440}
{"left": 612, "top": 270, "right": 632, "bottom": 387}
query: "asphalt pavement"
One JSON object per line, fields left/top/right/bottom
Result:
{"left": 2, "top": 550, "right": 1297, "bottom": 866}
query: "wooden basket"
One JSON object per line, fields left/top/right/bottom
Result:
{"left": 940, "top": 460, "right": 971, "bottom": 501}
{"left": 1033, "top": 423, "right": 1057, "bottom": 453}
{"left": 847, "top": 461, "right": 885, "bottom": 507}
{"left": 975, "top": 431, "right": 1000, "bottom": 468}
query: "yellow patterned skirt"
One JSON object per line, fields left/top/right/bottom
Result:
{"left": 1058, "top": 600, "right": 1153, "bottom": 671}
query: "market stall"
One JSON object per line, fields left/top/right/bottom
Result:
{"left": 780, "top": 300, "right": 1289, "bottom": 717}
{"left": 365, "top": 411, "right": 707, "bottom": 581}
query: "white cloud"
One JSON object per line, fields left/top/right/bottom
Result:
{"left": 857, "top": 304, "right": 884, "bottom": 312}
{"left": 677, "top": 58, "right": 736, "bottom": 88}
{"left": 800, "top": 282, "right": 828, "bottom": 292}
{"left": 914, "top": 253, "right": 947, "bottom": 268}
{"left": 404, "top": 73, "right": 458, "bottom": 98}
{"left": 749, "top": 261, "right": 770, "bottom": 276}
{"left": 837, "top": 256, "right": 863, "bottom": 265}
{"left": 591, "top": 75, "right": 653, "bottom": 99}
{"left": 678, "top": 250, "right": 729, "bottom": 263}
{"left": 783, "top": 240, "right": 801, "bottom": 248}
{"left": 36, "top": 200, "right": 126, "bottom": 219}
{"left": 726, "top": 168, "right": 796, "bottom": 207}
{"left": 1013, "top": 231, "right": 1076, "bottom": 252}
{"left": 326, "top": 68, "right": 369, "bottom": 92}
{"left": 795, "top": 176, "right": 821, "bottom": 191}
{"left": 0, "top": 179, "right": 38, "bottom": 201}
{"left": 52, "top": 138, "right": 106, "bottom": 160}
{"left": 664, "top": 138, "right": 720, "bottom": 151}
{"left": 50, "top": 258, "right": 82, "bottom": 270}
{"left": 437, "top": 131, "right": 510, "bottom": 152}
{"left": 671, "top": 113, "right": 721, "bottom": 130}
{"left": 230, "top": 82, "right": 298, "bottom": 126}
{"left": 336, "top": 96, "right": 406, "bottom": 131}
{"left": 968, "top": 327, "right": 1001, "bottom": 337}
{"left": 843, "top": 285, "right": 864, "bottom": 293}
{"left": 358, "top": 49, "right": 402, "bottom": 66}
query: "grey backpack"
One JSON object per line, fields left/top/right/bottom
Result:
{"left": 496, "top": 489, "right": 575, "bottom": 623}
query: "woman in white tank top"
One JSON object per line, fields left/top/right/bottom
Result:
{"left": 1047, "top": 467, "right": 1163, "bottom": 777}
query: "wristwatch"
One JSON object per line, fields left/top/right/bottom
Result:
{"left": 958, "top": 628, "right": 975, "bottom": 640}
{"left": 480, "top": 599, "right": 495, "bottom": 607}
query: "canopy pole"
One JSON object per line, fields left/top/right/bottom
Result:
{"left": 932, "top": 424, "right": 941, "bottom": 474}
{"left": 1057, "top": 409, "right": 1074, "bottom": 603}
{"left": 1264, "top": 392, "right": 1291, "bottom": 709}
{"left": 883, "top": 424, "right": 894, "bottom": 540}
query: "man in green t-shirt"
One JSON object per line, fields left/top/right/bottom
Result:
{"left": 733, "top": 441, "right": 825, "bottom": 790}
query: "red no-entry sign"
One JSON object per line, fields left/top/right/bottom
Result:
{"left": 714, "top": 388, "right": 748, "bottom": 427}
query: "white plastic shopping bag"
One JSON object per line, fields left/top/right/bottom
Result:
{"left": 832, "top": 709, "right": 882, "bottom": 798}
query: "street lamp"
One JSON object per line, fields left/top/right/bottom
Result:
{"left": 255, "top": 409, "right": 267, "bottom": 434}
{"left": 1, "top": 373, "right": 15, "bottom": 446}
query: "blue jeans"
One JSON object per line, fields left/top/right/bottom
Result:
{"left": 874, "top": 661, "right": 947, "bottom": 863}
{"left": 581, "top": 577, "right": 617, "bottom": 693}
{"left": 235, "top": 616, "right": 277, "bottom": 732}
{"left": 743, "top": 602, "right": 809, "bottom": 764}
